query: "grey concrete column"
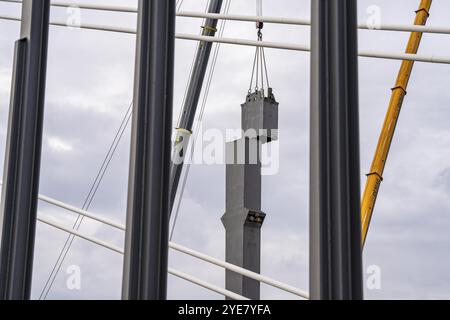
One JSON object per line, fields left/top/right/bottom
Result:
{"left": 222, "top": 138, "right": 265, "bottom": 300}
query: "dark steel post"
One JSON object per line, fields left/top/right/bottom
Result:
{"left": 122, "top": 0, "right": 176, "bottom": 300}
{"left": 309, "top": 0, "right": 364, "bottom": 300}
{"left": 169, "top": 0, "right": 223, "bottom": 211}
{"left": 0, "top": 0, "right": 50, "bottom": 300}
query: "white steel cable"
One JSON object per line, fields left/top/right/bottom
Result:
{"left": 250, "top": 0, "right": 270, "bottom": 92}
{"left": 256, "top": 0, "right": 262, "bottom": 17}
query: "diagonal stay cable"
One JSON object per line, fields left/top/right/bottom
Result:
{"left": 170, "top": 0, "right": 232, "bottom": 240}
{"left": 40, "top": 0, "right": 205, "bottom": 299}
{"left": 39, "top": 102, "right": 132, "bottom": 299}
{"left": 42, "top": 108, "right": 132, "bottom": 299}
{"left": 40, "top": 0, "right": 193, "bottom": 299}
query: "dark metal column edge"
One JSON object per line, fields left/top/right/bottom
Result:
{"left": 309, "top": 0, "right": 363, "bottom": 300}
{"left": 122, "top": 0, "right": 176, "bottom": 300}
{"left": 0, "top": 0, "right": 50, "bottom": 300}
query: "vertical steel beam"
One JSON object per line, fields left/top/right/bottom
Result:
{"left": 122, "top": 0, "right": 176, "bottom": 300}
{"left": 309, "top": 0, "right": 363, "bottom": 300}
{"left": 0, "top": 0, "right": 50, "bottom": 300}
{"left": 169, "top": 0, "right": 223, "bottom": 211}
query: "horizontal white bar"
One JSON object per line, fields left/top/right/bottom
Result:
{"left": 176, "top": 32, "right": 309, "bottom": 51}
{"left": 358, "top": 50, "right": 450, "bottom": 64}
{"left": 1, "top": 15, "right": 449, "bottom": 65}
{"left": 52, "top": 0, "right": 136, "bottom": 13}
{"left": 177, "top": 34, "right": 450, "bottom": 64}
{"left": 37, "top": 216, "right": 247, "bottom": 300}
{"left": 35, "top": 202, "right": 309, "bottom": 299}
{"left": 1, "top": 181, "right": 310, "bottom": 299}
{"left": 358, "top": 23, "right": 450, "bottom": 35}
{"left": 178, "top": 10, "right": 310, "bottom": 26}
{"left": 0, "top": 181, "right": 124, "bottom": 231}
{"left": 37, "top": 216, "right": 124, "bottom": 254}
{"left": 39, "top": 194, "right": 125, "bottom": 231}
{"left": 168, "top": 268, "right": 249, "bottom": 300}
{"left": 2, "top": 0, "right": 450, "bottom": 34}
{"left": 1, "top": 0, "right": 137, "bottom": 13}
{"left": 169, "top": 242, "right": 309, "bottom": 299}
{"left": 179, "top": 11, "right": 450, "bottom": 35}
{"left": 0, "top": 15, "right": 135, "bottom": 33}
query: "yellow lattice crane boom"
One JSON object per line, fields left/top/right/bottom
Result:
{"left": 361, "top": 0, "right": 432, "bottom": 246}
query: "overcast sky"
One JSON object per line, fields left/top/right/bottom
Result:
{"left": 1, "top": 0, "right": 450, "bottom": 300}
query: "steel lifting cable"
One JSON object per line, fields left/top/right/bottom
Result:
{"left": 39, "top": 103, "right": 133, "bottom": 299}
{"left": 249, "top": 0, "right": 270, "bottom": 93}
{"left": 170, "top": 0, "right": 232, "bottom": 241}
